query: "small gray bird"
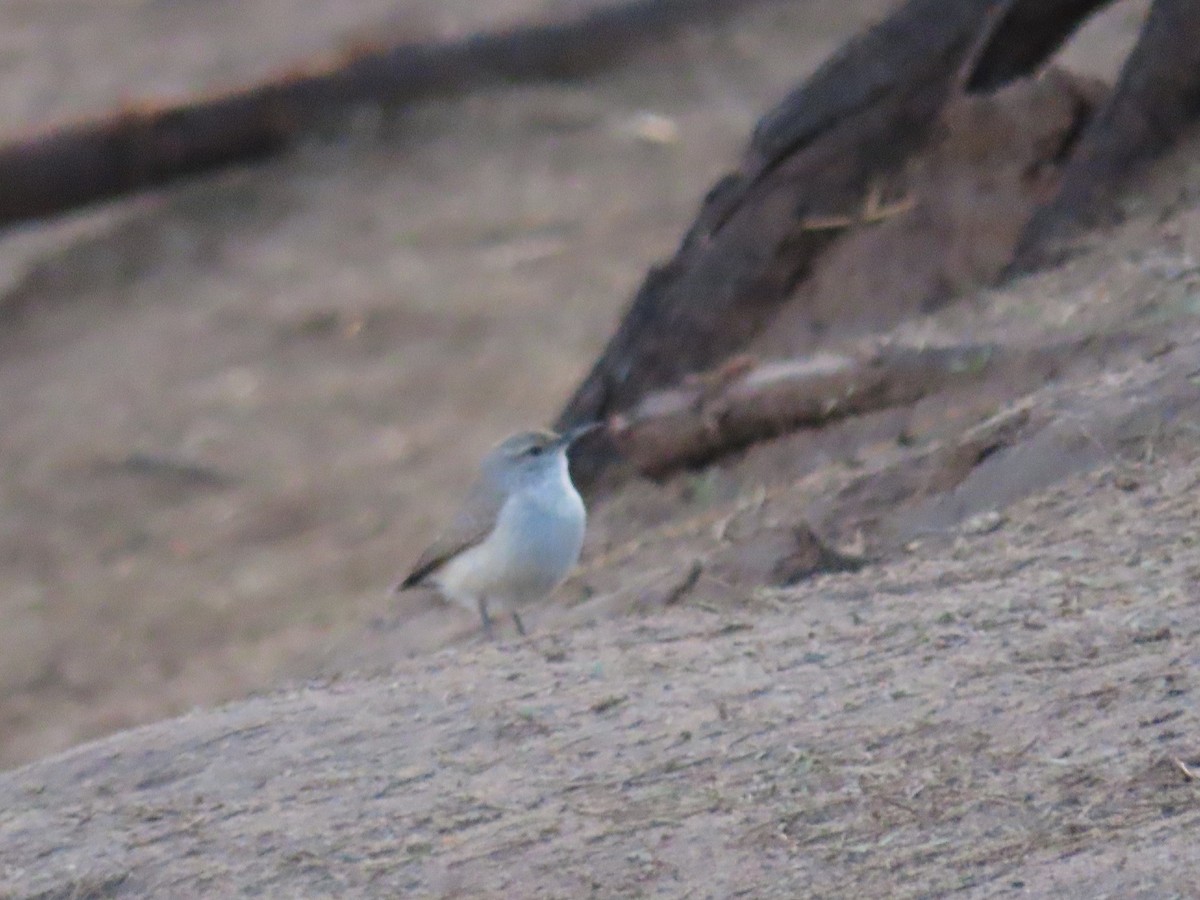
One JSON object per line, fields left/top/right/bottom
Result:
{"left": 396, "top": 424, "right": 598, "bottom": 638}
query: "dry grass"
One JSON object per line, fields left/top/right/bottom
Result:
{"left": 2, "top": 440, "right": 1198, "bottom": 896}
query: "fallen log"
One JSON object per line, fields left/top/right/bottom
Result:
{"left": 1010, "top": 0, "right": 1200, "bottom": 270}
{"left": 607, "top": 338, "right": 1113, "bottom": 476}
{"left": 561, "top": 0, "right": 1200, "bottom": 487}
{"left": 560, "top": 0, "right": 1016, "bottom": 453}
{"left": 0, "top": 0, "right": 766, "bottom": 229}
{"left": 558, "top": 0, "right": 1127, "bottom": 480}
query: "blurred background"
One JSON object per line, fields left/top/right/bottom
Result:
{"left": 0, "top": 0, "right": 1148, "bottom": 768}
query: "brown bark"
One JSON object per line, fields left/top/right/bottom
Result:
{"left": 563, "top": 0, "right": 1200, "bottom": 486}
{"left": 964, "top": 0, "right": 1113, "bottom": 92}
{"left": 607, "top": 340, "right": 1089, "bottom": 476}
{"left": 557, "top": 0, "right": 1132, "bottom": 485}
{"left": 0, "top": 0, "right": 763, "bottom": 229}
{"left": 1010, "top": 0, "right": 1200, "bottom": 270}
{"left": 560, "top": 0, "right": 1001, "bottom": 446}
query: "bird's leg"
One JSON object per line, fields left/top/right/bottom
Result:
{"left": 478, "top": 597, "right": 495, "bottom": 641}
{"left": 512, "top": 611, "right": 527, "bottom": 637}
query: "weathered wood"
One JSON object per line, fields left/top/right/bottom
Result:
{"left": 0, "top": 0, "right": 765, "bottom": 229}
{"left": 559, "top": 0, "right": 1126, "bottom": 483}
{"left": 561, "top": 1, "right": 1003, "bottom": 448}
{"left": 1011, "top": 0, "right": 1200, "bottom": 270}
{"left": 964, "top": 0, "right": 1113, "bottom": 92}
{"left": 608, "top": 340, "right": 1088, "bottom": 476}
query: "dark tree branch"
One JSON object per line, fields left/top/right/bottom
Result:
{"left": 561, "top": 1, "right": 1004, "bottom": 444}
{"left": 1011, "top": 0, "right": 1200, "bottom": 270}
{"left": 965, "top": 0, "right": 1113, "bottom": 92}
{"left": 559, "top": 0, "right": 1131, "bottom": 486}
{"left": 608, "top": 337, "right": 1113, "bottom": 476}
{"left": 0, "top": 0, "right": 767, "bottom": 230}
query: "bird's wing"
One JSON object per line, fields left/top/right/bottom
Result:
{"left": 396, "top": 475, "right": 507, "bottom": 590}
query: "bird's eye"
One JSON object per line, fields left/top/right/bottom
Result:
{"left": 523, "top": 445, "right": 544, "bottom": 458}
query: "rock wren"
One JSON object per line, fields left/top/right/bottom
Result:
{"left": 396, "top": 424, "right": 599, "bottom": 638}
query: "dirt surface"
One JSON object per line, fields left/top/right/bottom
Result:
{"left": 3, "top": 398, "right": 1199, "bottom": 897}
{"left": 0, "top": 0, "right": 898, "bottom": 769}
{"left": 4, "top": 0, "right": 1200, "bottom": 896}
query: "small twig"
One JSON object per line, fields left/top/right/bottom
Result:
{"left": 1172, "top": 757, "right": 1199, "bottom": 781}
{"left": 800, "top": 182, "right": 916, "bottom": 232}
{"left": 662, "top": 560, "right": 704, "bottom": 606}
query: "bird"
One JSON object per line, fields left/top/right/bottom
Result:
{"left": 395, "top": 424, "right": 599, "bottom": 638}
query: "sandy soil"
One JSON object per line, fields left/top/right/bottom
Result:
{"left": 4, "top": 0, "right": 1199, "bottom": 897}
{"left": 0, "top": 0, "right": 898, "bottom": 768}
{"left": 2, "top": 389, "right": 1198, "bottom": 896}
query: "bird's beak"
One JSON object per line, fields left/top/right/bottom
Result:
{"left": 557, "top": 421, "right": 602, "bottom": 450}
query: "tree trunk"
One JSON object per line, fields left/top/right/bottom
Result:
{"left": 560, "top": 0, "right": 1018, "bottom": 480}
{"left": 561, "top": 0, "right": 1200, "bottom": 486}
{"left": 1010, "top": 0, "right": 1200, "bottom": 270}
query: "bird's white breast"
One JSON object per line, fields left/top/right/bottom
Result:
{"left": 435, "top": 455, "right": 585, "bottom": 611}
